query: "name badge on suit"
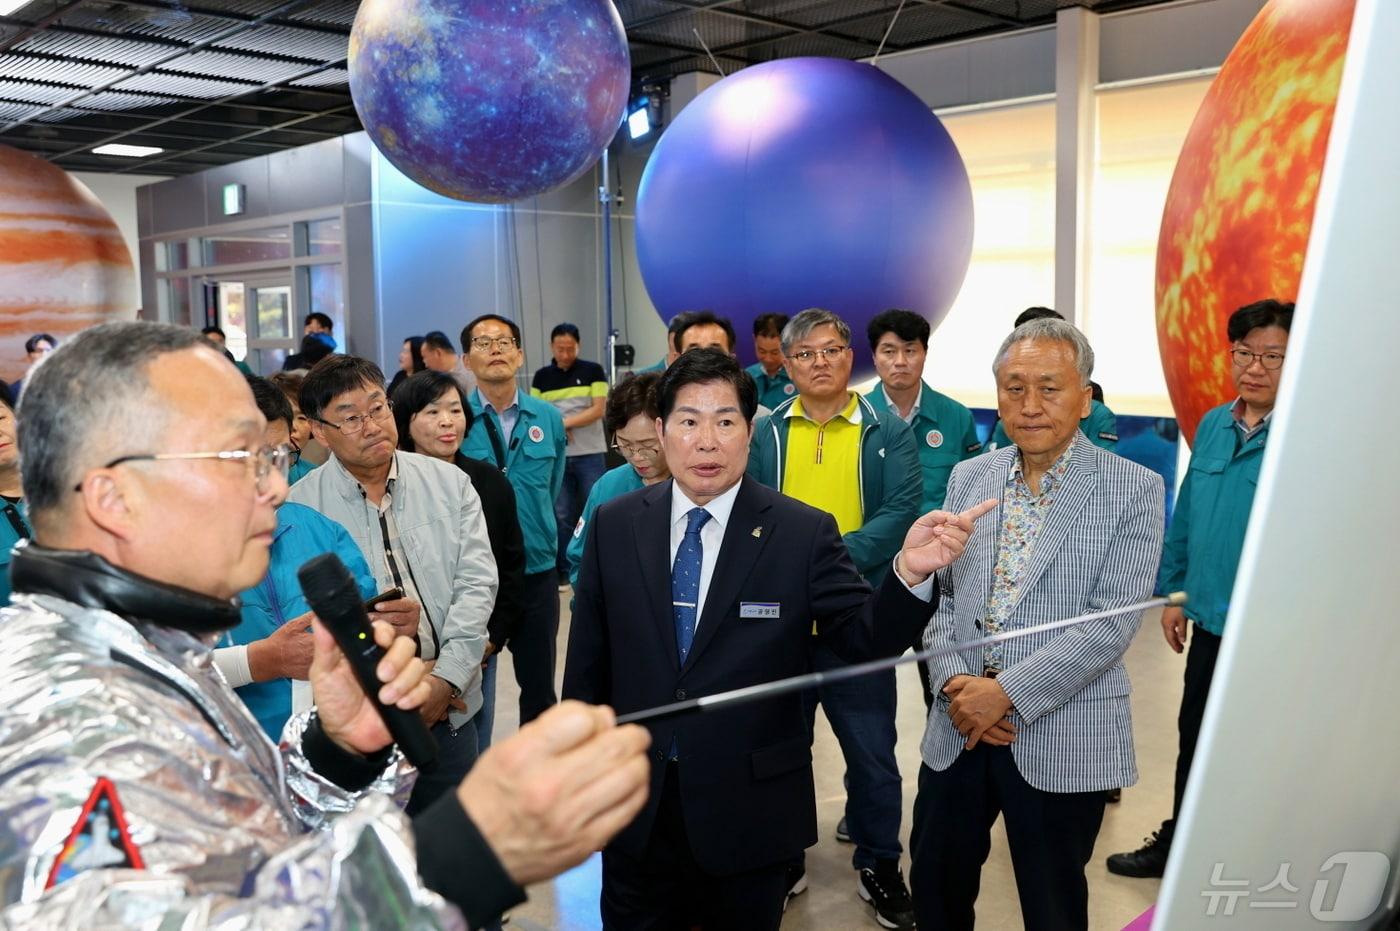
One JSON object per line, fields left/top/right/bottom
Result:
{"left": 739, "top": 602, "right": 780, "bottom": 619}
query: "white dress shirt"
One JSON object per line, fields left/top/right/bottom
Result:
{"left": 669, "top": 480, "right": 742, "bottom": 632}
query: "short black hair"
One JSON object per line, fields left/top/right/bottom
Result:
{"left": 0, "top": 380, "right": 13, "bottom": 412}
{"left": 1014, "top": 306, "right": 1062, "bottom": 328}
{"left": 753, "top": 313, "right": 789, "bottom": 339}
{"left": 461, "top": 314, "right": 522, "bottom": 351}
{"left": 391, "top": 370, "right": 472, "bottom": 452}
{"left": 423, "top": 330, "right": 455, "bottom": 353}
{"left": 665, "top": 311, "right": 698, "bottom": 350}
{"left": 551, "top": 323, "right": 581, "bottom": 343}
{"left": 1227, "top": 299, "right": 1294, "bottom": 342}
{"left": 267, "top": 371, "right": 304, "bottom": 410}
{"left": 658, "top": 348, "right": 757, "bottom": 424}
{"left": 675, "top": 311, "right": 736, "bottom": 354}
{"left": 245, "top": 374, "right": 294, "bottom": 432}
{"left": 299, "top": 355, "right": 385, "bottom": 423}
{"left": 604, "top": 372, "right": 662, "bottom": 433}
{"left": 867, "top": 309, "right": 930, "bottom": 351}
{"left": 305, "top": 312, "right": 334, "bottom": 332}
{"left": 298, "top": 332, "right": 334, "bottom": 366}
{"left": 25, "top": 333, "right": 56, "bottom": 354}
{"left": 201, "top": 325, "right": 226, "bottom": 339}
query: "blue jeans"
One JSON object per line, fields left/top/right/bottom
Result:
{"left": 476, "top": 652, "right": 498, "bottom": 750}
{"left": 803, "top": 638, "right": 903, "bottom": 870}
{"left": 555, "top": 453, "right": 608, "bottom": 575}
{"left": 405, "top": 716, "right": 480, "bottom": 816}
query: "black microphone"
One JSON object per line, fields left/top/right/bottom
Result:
{"left": 298, "top": 553, "right": 439, "bottom": 768}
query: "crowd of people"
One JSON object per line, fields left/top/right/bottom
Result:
{"left": 0, "top": 296, "right": 1291, "bottom": 931}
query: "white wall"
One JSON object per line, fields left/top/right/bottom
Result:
{"left": 71, "top": 171, "right": 168, "bottom": 273}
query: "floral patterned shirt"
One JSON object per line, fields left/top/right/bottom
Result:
{"left": 982, "top": 440, "right": 1076, "bottom": 671}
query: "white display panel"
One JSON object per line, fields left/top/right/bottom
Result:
{"left": 1155, "top": 1, "right": 1400, "bottom": 927}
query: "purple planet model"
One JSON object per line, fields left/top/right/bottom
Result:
{"left": 635, "top": 58, "right": 974, "bottom": 378}
{"left": 349, "top": 0, "right": 630, "bottom": 204}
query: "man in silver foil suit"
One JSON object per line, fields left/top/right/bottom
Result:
{"left": 0, "top": 322, "right": 650, "bottom": 928}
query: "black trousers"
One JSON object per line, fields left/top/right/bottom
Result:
{"left": 509, "top": 569, "right": 560, "bottom": 724}
{"left": 601, "top": 764, "right": 788, "bottom": 931}
{"left": 910, "top": 749, "right": 1107, "bottom": 931}
{"left": 1165, "top": 623, "right": 1222, "bottom": 832}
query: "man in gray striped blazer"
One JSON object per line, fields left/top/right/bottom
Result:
{"left": 909, "top": 318, "right": 1164, "bottom": 931}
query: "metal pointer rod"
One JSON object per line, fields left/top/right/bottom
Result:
{"left": 614, "top": 592, "right": 1187, "bottom": 726}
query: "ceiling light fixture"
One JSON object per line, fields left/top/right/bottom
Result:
{"left": 92, "top": 143, "right": 164, "bottom": 157}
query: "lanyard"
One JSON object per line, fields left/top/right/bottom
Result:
{"left": 1, "top": 502, "right": 28, "bottom": 541}
{"left": 481, "top": 413, "right": 520, "bottom": 474}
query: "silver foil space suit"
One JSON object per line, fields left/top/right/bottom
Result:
{"left": 0, "top": 580, "right": 467, "bottom": 929}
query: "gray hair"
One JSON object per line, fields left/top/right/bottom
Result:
{"left": 781, "top": 308, "right": 852, "bottom": 356}
{"left": 992, "top": 317, "right": 1095, "bottom": 385}
{"left": 19, "top": 321, "right": 206, "bottom": 527}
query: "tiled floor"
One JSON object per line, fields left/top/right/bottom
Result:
{"left": 488, "top": 595, "right": 1182, "bottom": 931}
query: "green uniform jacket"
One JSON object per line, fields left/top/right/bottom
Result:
{"left": 1159, "top": 402, "right": 1268, "bottom": 636}
{"left": 746, "top": 393, "right": 921, "bottom": 585}
{"left": 744, "top": 362, "right": 797, "bottom": 411}
{"left": 461, "top": 389, "right": 567, "bottom": 575}
{"left": 565, "top": 463, "right": 646, "bottom": 590}
{"left": 987, "top": 398, "right": 1119, "bottom": 452}
{"left": 865, "top": 381, "right": 982, "bottom": 512}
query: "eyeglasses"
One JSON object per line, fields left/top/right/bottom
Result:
{"left": 787, "top": 346, "right": 850, "bottom": 366}
{"left": 1230, "top": 348, "right": 1286, "bottom": 371}
{"left": 316, "top": 400, "right": 393, "bottom": 435}
{"left": 612, "top": 439, "right": 663, "bottom": 460}
{"left": 470, "top": 336, "right": 519, "bottom": 353}
{"left": 74, "top": 444, "right": 293, "bottom": 494}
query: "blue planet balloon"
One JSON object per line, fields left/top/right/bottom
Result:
{"left": 349, "top": 0, "right": 630, "bottom": 204}
{"left": 635, "top": 58, "right": 974, "bottom": 376}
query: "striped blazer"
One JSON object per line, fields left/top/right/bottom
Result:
{"left": 920, "top": 436, "right": 1164, "bottom": 793}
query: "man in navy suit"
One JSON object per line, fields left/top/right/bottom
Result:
{"left": 912, "top": 318, "right": 1164, "bottom": 931}
{"left": 563, "top": 349, "right": 995, "bottom": 931}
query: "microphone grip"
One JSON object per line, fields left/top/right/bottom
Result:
{"left": 298, "top": 556, "right": 439, "bottom": 769}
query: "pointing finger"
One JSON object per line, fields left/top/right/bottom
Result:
{"left": 958, "top": 498, "right": 999, "bottom": 527}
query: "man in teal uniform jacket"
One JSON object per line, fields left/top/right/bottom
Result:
{"left": 1107, "top": 299, "right": 1294, "bottom": 878}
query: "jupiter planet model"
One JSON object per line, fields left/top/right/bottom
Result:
{"left": 0, "top": 144, "right": 136, "bottom": 383}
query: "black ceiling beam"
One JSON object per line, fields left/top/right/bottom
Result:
{"left": 931, "top": 0, "right": 1025, "bottom": 28}
{"left": 0, "top": 69, "right": 340, "bottom": 116}
{"left": 0, "top": 0, "right": 92, "bottom": 55}
{"left": 1, "top": 111, "right": 330, "bottom": 150}
{"left": 0, "top": 14, "right": 329, "bottom": 70}
{"left": 0, "top": 0, "right": 320, "bottom": 135}
{"left": 105, "top": 0, "right": 352, "bottom": 40}
{"left": 638, "top": 0, "right": 891, "bottom": 52}
{"left": 0, "top": 88, "right": 348, "bottom": 135}
{"left": 108, "top": 101, "right": 356, "bottom": 173}
{"left": 50, "top": 56, "right": 348, "bottom": 159}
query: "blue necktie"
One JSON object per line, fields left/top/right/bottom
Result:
{"left": 672, "top": 507, "right": 712, "bottom": 664}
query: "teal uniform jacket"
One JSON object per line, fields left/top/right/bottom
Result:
{"left": 287, "top": 455, "right": 317, "bottom": 486}
{"left": 224, "top": 502, "right": 377, "bottom": 738}
{"left": 747, "top": 393, "right": 921, "bottom": 585}
{"left": 637, "top": 357, "right": 667, "bottom": 374}
{"left": 1159, "top": 402, "right": 1268, "bottom": 636}
{"left": 865, "top": 381, "right": 982, "bottom": 512}
{"left": 461, "top": 389, "right": 567, "bottom": 576}
{"left": 987, "top": 398, "right": 1119, "bottom": 452}
{"left": 565, "top": 463, "right": 646, "bottom": 590}
{"left": 0, "top": 498, "right": 31, "bottom": 605}
{"left": 745, "top": 362, "right": 797, "bottom": 411}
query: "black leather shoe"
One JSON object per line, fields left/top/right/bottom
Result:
{"left": 1106, "top": 829, "right": 1171, "bottom": 878}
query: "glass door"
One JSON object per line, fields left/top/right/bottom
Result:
{"left": 210, "top": 273, "right": 294, "bottom": 374}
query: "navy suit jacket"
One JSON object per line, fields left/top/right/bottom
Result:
{"left": 562, "top": 476, "right": 935, "bottom": 875}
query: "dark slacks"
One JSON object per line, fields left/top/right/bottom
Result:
{"left": 405, "top": 716, "right": 480, "bottom": 816}
{"left": 601, "top": 764, "right": 788, "bottom": 931}
{"left": 510, "top": 569, "right": 560, "bottom": 724}
{"left": 910, "top": 748, "right": 1106, "bottom": 931}
{"left": 1166, "top": 623, "right": 1222, "bottom": 831}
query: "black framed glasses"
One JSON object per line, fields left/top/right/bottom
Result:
{"left": 1229, "top": 348, "right": 1286, "bottom": 371}
{"left": 470, "top": 335, "right": 519, "bottom": 353}
{"left": 74, "top": 444, "right": 293, "bottom": 494}
{"left": 316, "top": 399, "right": 393, "bottom": 436}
